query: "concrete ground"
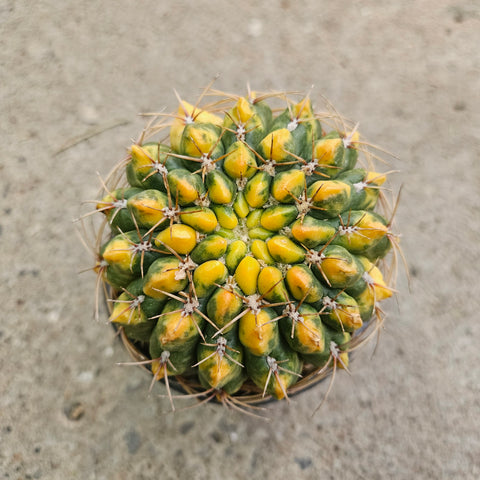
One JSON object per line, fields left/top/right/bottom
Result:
{"left": 1, "top": 1, "right": 479, "bottom": 479}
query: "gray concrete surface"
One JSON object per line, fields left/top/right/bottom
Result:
{"left": 1, "top": 1, "right": 479, "bottom": 479}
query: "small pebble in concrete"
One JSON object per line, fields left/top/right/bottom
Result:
{"left": 103, "top": 346, "right": 114, "bottom": 358}
{"left": 77, "top": 370, "right": 95, "bottom": 383}
{"left": 248, "top": 18, "right": 262, "bottom": 37}
{"left": 78, "top": 104, "right": 99, "bottom": 125}
{"left": 124, "top": 428, "right": 141, "bottom": 454}
{"left": 294, "top": 457, "right": 313, "bottom": 470}
{"left": 179, "top": 421, "right": 195, "bottom": 434}
{"left": 210, "top": 431, "right": 222, "bottom": 443}
{"left": 64, "top": 401, "right": 85, "bottom": 421}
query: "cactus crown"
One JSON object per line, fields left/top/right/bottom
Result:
{"left": 82, "top": 84, "right": 400, "bottom": 413}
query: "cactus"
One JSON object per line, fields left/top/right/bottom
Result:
{"left": 83, "top": 85, "right": 400, "bottom": 412}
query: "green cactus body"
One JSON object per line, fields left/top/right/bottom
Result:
{"left": 93, "top": 89, "right": 397, "bottom": 405}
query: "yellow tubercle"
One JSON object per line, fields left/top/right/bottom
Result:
{"left": 155, "top": 224, "right": 197, "bottom": 255}
{"left": 313, "top": 138, "right": 342, "bottom": 165}
{"left": 239, "top": 310, "right": 277, "bottom": 357}
{"left": 202, "top": 235, "right": 228, "bottom": 259}
{"left": 235, "top": 256, "right": 261, "bottom": 296}
{"left": 202, "top": 356, "right": 235, "bottom": 389}
{"left": 160, "top": 311, "right": 196, "bottom": 346}
{"left": 285, "top": 265, "right": 322, "bottom": 303}
{"left": 96, "top": 193, "right": 116, "bottom": 213}
{"left": 341, "top": 129, "right": 360, "bottom": 147}
{"left": 181, "top": 123, "right": 221, "bottom": 157}
{"left": 251, "top": 240, "right": 275, "bottom": 265}
{"left": 294, "top": 318, "right": 325, "bottom": 354}
{"left": 271, "top": 170, "right": 306, "bottom": 203}
{"left": 193, "top": 260, "right": 228, "bottom": 297}
{"left": 223, "top": 143, "right": 256, "bottom": 179}
{"left": 309, "top": 180, "right": 351, "bottom": 202}
{"left": 214, "top": 206, "right": 238, "bottom": 229}
{"left": 170, "top": 101, "right": 222, "bottom": 151}
{"left": 151, "top": 360, "right": 167, "bottom": 380}
{"left": 130, "top": 144, "right": 154, "bottom": 168}
{"left": 235, "top": 96, "right": 256, "bottom": 124}
{"left": 257, "top": 266, "right": 289, "bottom": 303}
{"left": 266, "top": 236, "right": 305, "bottom": 264}
{"left": 357, "top": 213, "right": 388, "bottom": 240}
{"left": 321, "top": 257, "right": 359, "bottom": 285}
{"left": 208, "top": 289, "right": 243, "bottom": 328}
{"left": 233, "top": 191, "right": 250, "bottom": 218}
{"left": 143, "top": 260, "right": 187, "bottom": 299}
{"left": 338, "top": 351, "right": 349, "bottom": 370}
{"left": 181, "top": 208, "right": 218, "bottom": 233}
{"left": 173, "top": 178, "right": 199, "bottom": 204}
{"left": 127, "top": 196, "right": 166, "bottom": 227}
{"left": 334, "top": 305, "right": 363, "bottom": 331}
{"left": 246, "top": 209, "right": 263, "bottom": 229}
{"left": 341, "top": 213, "right": 389, "bottom": 251}
{"left": 208, "top": 176, "right": 234, "bottom": 204}
{"left": 291, "top": 221, "right": 315, "bottom": 243}
{"left": 259, "top": 128, "right": 293, "bottom": 162}
{"left": 365, "top": 171, "right": 387, "bottom": 186}
{"left": 293, "top": 98, "right": 314, "bottom": 119}
{"left": 109, "top": 296, "right": 145, "bottom": 326}
{"left": 244, "top": 175, "right": 270, "bottom": 208}
{"left": 102, "top": 238, "right": 134, "bottom": 271}
{"left": 259, "top": 206, "right": 292, "bottom": 232}
{"left": 358, "top": 257, "right": 393, "bottom": 301}
{"left": 272, "top": 373, "right": 289, "bottom": 400}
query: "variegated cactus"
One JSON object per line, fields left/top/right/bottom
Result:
{"left": 88, "top": 86, "right": 399, "bottom": 410}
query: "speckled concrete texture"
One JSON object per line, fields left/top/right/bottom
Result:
{"left": 1, "top": 1, "right": 479, "bottom": 479}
